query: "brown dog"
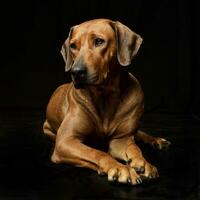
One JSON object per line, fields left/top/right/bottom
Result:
{"left": 43, "top": 19, "right": 170, "bottom": 185}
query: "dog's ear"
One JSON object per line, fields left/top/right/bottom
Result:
{"left": 114, "top": 21, "right": 143, "bottom": 66}
{"left": 60, "top": 27, "right": 74, "bottom": 72}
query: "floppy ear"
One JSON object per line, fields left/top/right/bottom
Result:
{"left": 114, "top": 21, "right": 143, "bottom": 66}
{"left": 60, "top": 28, "right": 74, "bottom": 72}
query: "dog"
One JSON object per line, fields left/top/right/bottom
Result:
{"left": 43, "top": 19, "right": 171, "bottom": 185}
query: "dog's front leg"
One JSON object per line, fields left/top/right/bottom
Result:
{"left": 109, "top": 136, "right": 159, "bottom": 179}
{"left": 52, "top": 136, "right": 143, "bottom": 185}
{"left": 52, "top": 136, "right": 144, "bottom": 185}
{"left": 51, "top": 120, "right": 142, "bottom": 185}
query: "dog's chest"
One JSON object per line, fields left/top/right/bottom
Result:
{"left": 101, "top": 118, "right": 112, "bottom": 134}
{"left": 84, "top": 87, "right": 137, "bottom": 136}
{"left": 96, "top": 103, "right": 137, "bottom": 138}
{"left": 97, "top": 108, "right": 127, "bottom": 137}
{"left": 95, "top": 96, "right": 121, "bottom": 133}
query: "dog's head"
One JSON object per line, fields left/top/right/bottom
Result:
{"left": 61, "top": 19, "right": 142, "bottom": 88}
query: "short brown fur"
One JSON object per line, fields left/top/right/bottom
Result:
{"left": 43, "top": 19, "right": 170, "bottom": 185}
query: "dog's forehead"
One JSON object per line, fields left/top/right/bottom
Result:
{"left": 71, "top": 20, "right": 115, "bottom": 39}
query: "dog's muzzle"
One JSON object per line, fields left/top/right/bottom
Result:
{"left": 71, "top": 65, "right": 87, "bottom": 89}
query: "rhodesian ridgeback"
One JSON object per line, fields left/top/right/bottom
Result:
{"left": 43, "top": 19, "right": 171, "bottom": 185}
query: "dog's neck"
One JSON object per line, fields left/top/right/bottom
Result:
{"left": 90, "top": 72, "right": 121, "bottom": 94}
{"left": 80, "top": 69, "right": 129, "bottom": 120}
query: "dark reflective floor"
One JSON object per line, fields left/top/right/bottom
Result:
{"left": 0, "top": 110, "right": 199, "bottom": 200}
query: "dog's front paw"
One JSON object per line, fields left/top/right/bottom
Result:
{"left": 98, "top": 158, "right": 142, "bottom": 185}
{"left": 107, "top": 165, "right": 142, "bottom": 185}
{"left": 128, "top": 158, "right": 159, "bottom": 180}
{"left": 141, "top": 162, "right": 159, "bottom": 179}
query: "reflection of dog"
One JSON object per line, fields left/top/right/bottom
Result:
{"left": 43, "top": 19, "right": 171, "bottom": 185}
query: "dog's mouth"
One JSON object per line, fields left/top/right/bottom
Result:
{"left": 72, "top": 74, "right": 100, "bottom": 89}
{"left": 71, "top": 77, "right": 86, "bottom": 89}
{"left": 73, "top": 81, "right": 86, "bottom": 89}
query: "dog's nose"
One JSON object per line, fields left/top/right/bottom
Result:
{"left": 71, "top": 66, "right": 87, "bottom": 78}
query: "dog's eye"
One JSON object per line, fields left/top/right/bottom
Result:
{"left": 94, "top": 38, "right": 105, "bottom": 47}
{"left": 70, "top": 43, "right": 77, "bottom": 50}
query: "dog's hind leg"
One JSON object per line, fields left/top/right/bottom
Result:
{"left": 135, "top": 130, "right": 171, "bottom": 150}
{"left": 43, "top": 120, "right": 56, "bottom": 141}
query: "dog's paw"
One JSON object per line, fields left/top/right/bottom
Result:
{"left": 107, "top": 165, "right": 142, "bottom": 185}
{"left": 98, "top": 157, "right": 142, "bottom": 185}
{"left": 98, "top": 160, "right": 142, "bottom": 185}
{"left": 141, "top": 163, "right": 159, "bottom": 179}
{"left": 128, "top": 158, "right": 159, "bottom": 180}
{"left": 152, "top": 137, "right": 171, "bottom": 150}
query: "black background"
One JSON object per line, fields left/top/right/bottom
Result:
{"left": 0, "top": 1, "right": 200, "bottom": 200}
{"left": 1, "top": 0, "right": 200, "bottom": 115}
